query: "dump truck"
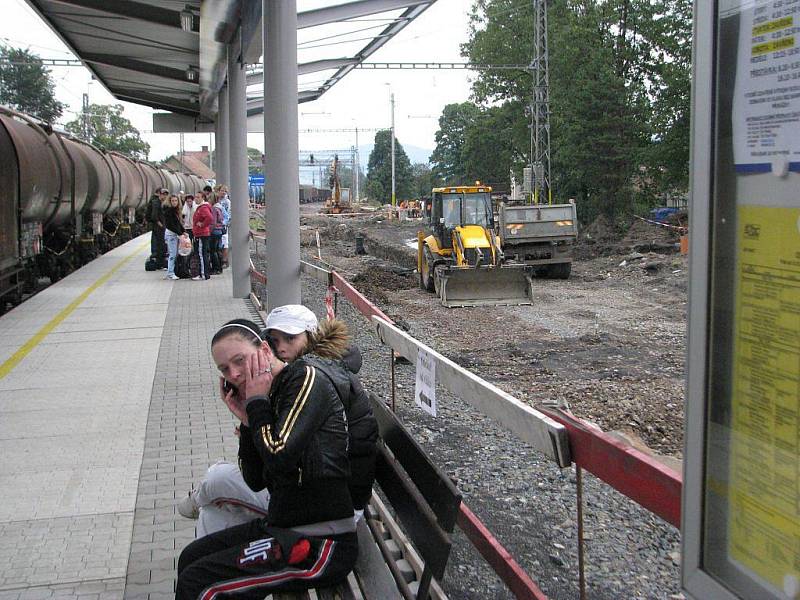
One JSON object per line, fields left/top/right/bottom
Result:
{"left": 418, "top": 186, "right": 534, "bottom": 307}
{"left": 497, "top": 201, "right": 578, "bottom": 278}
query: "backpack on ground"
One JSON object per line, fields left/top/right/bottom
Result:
{"left": 145, "top": 256, "right": 159, "bottom": 271}
{"left": 175, "top": 255, "right": 191, "bottom": 279}
{"left": 189, "top": 252, "right": 201, "bottom": 278}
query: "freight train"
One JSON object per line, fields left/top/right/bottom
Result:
{"left": 0, "top": 107, "right": 208, "bottom": 310}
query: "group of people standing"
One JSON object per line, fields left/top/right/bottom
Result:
{"left": 147, "top": 184, "right": 231, "bottom": 281}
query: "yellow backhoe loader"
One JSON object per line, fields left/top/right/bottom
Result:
{"left": 417, "top": 186, "right": 534, "bottom": 307}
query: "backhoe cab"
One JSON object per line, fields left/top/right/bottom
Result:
{"left": 418, "top": 186, "right": 534, "bottom": 307}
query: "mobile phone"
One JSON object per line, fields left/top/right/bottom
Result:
{"left": 223, "top": 380, "right": 238, "bottom": 395}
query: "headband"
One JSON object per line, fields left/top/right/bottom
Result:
{"left": 217, "top": 323, "right": 263, "bottom": 343}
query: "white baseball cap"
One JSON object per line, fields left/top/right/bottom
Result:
{"left": 264, "top": 304, "right": 318, "bottom": 335}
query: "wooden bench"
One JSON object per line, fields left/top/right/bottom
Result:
{"left": 266, "top": 394, "right": 462, "bottom": 600}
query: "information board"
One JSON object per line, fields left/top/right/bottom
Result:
{"left": 729, "top": 205, "right": 800, "bottom": 595}
{"left": 683, "top": 1, "right": 800, "bottom": 599}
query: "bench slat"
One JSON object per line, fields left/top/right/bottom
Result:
{"left": 353, "top": 518, "right": 402, "bottom": 600}
{"left": 374, "top": 443, "right": 451, "bottom": 581}
{"left": 370, "top": 395, "right": 462, "bottom": 532}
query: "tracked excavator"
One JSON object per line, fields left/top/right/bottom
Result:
{"left": 417, "top": 186, "right": 534, "bottom": 307}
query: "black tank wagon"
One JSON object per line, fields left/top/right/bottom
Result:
{"left": 0, "top": 107, "right": 206, "bottom": 310}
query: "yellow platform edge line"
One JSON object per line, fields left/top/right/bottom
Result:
{"left": 0, "top": 241, "right": 150, "bottom": 380}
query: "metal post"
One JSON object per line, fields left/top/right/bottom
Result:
{"left": 354, "top": 126, "right": 360, "bottom": 202}
{"left": 179, "top": 132, "right": 185, "bottom": 174}
{"left": 390, "top": 349, "right": 396, "bottom": 412}
{"left": 263, "top": 0, "right": 301, "bottom": 309}
{"left": 228, "top": 41, "right": 249, "bottom": 299}
{"left": 390, "top": 93, "right": 396, "bottom": 208}
{"left": 217, "top": 84, "right": 231, "bottom": 186}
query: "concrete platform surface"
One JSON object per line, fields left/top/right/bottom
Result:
{"left": 0, "top": 235, "right": 250, "bottom": 599}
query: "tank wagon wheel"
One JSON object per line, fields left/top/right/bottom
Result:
{"left": 419, "top": 247, "right": 435, "bottom": 292}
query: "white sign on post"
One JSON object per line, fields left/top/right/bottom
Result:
{"left": 414, "top": 348, "right": 437, "bottom": 417}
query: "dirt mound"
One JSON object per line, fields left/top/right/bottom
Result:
{"left": 621, "top": 218, "right": 680, "bottom": 253}
{"left": 350, "top": 264, "right": 416, "bottom": 304}
{"left": 582, "top": 214, "right": 618, "bottom": 242}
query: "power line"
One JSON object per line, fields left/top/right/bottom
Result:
{"left": 3, "top": 58, "right": 533, "bottom": 72}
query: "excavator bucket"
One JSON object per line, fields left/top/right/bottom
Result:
{"left": 434, "top": 264, "right": 534, "bottom": 307}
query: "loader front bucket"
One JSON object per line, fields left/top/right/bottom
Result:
{"left": 435, "top": 265, "right": 534, "bottom": 307}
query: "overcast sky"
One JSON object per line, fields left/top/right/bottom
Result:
{"left": 1, "top": 0, "right": 479, "bottom": 166}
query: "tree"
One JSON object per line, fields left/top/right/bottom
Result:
{"left": 462, "top": 102, "right": 528, "bottom": 186}
{"left": 66, "top": 103, "right": 149, "bottom": 159}
{"left": 0, "top": 45, "right": 64, "bottom": 122}
{"left": 365, "top": 129, "right": 413, "bottom": 204}
{"left": 247, "top": 147, "right": 264, "bottom": 175}
{"left": 461, "top": 0, "right": 692, "bottom": 223}
{"left": 430, "top": 102, "right": 481, "bottom": 184}
{"left": 410, "top": 163, "right": 437, "bottom": 197}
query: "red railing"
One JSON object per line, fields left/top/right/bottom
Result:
{"left": 540, "top": 409, "right": 682, "bottom": 528}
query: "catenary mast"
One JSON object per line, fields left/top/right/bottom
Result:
{"left": 532, "top": 0, "right": 552, "bottom": 204}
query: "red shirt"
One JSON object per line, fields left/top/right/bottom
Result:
{"left": 192, "top": 202, "right": 214, "bottom": 237}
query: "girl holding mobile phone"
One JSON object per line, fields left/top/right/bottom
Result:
{"left": 176, "top": 313, "right": 362, "bottom": 598}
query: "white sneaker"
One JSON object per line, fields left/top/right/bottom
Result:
{"left": 177, "top": 491, "right": 200, "bottom": 519}
{"left": 192, "top": 275, "right": 203, "bottom": 281}
{"left": 168, "top": 273, "right": 180, "bottom": 280}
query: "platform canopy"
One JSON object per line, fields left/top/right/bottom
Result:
{"left": 24, "top": 0, "right": 436, "bottom": 127}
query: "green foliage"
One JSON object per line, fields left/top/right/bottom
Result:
{"left": 410, "top": 163, "right": 437, "bottom": 197}
{"left": 430, "top": 102, "right": 481, "bottom": 183}
{"left": 431, "top": 101, "right": 529, "bottom": 188}
{"left": 0, "top": 45, "right": 64, "bottom": 122}
{"left": 365, "top": 129, "right": 413, "bottom": 204}
{"left": 65, "top": 103, "right": 150, "bottom": 159}
{"left": 247, "top": 147, "right": 263, "bottom": 175}
{"left": 455, "top": 0, "right": 692, "bottom": 224}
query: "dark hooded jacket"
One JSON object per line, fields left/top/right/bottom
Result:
{"left": 238, "top": 319, "right": 378, "bottom": 527}
{"left": 303, "top": 323, "right": 379, "bottom": 510}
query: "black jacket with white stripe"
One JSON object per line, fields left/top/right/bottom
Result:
{"left": 240, "top": 357, "right": 353, "bottom": 529}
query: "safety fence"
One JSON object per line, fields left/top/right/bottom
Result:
{"left": 248, "top": 243, "right": 682, "bottom": 599}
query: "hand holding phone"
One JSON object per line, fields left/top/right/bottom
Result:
{"left": 220, "top": 376, "right": 248, "bottom": 426}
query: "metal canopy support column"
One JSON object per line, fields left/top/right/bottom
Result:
{"left": 263, "top": 0, "right": 300, "bottom": 309}
{"left": 217, "top": 83, "right": 231, "bottom": 187}
{"left": 228, "top": 42, "right": 249, "bottom": 299}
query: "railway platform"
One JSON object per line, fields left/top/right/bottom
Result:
{"left": 0, "top": 234, "right": 255, "bottom": 600}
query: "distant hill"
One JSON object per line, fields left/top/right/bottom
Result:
{"left": 359, "top": 144, "right": 432, "bottom": 170}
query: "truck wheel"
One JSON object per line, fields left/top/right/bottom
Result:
{"left": 547, "top": 263, "right": 571, "bottom": 279}
{"left": 420, "top": 248, "right": 435, "bottom": 292}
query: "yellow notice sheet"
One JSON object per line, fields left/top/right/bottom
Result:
{"left": 729, "top": 205, "right": 800, "bottom": 592}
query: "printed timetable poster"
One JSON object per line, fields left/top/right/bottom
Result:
{"left": 728, "top": 205, "right": 800, "bottom": 594}
{"left": 732, "top": 0, "right": 800, "bottom": 174}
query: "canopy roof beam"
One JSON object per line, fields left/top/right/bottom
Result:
{"left": 82, "top": 53, "right": 198, "bottom": 83}
{"left": 45, "top": 0, "right": 199, "bottom": 32}
{"left": 297, "top": 0, "right": 430, "bottom": 28}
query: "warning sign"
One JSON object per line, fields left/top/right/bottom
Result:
{"left": 414, "top": 348, "right": 437, "bottom": 417}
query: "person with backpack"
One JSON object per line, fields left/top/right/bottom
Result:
{"left": 191, "top": 193, "right": 214, "bottom": 280}
{"left": 176, "top": 305, "right": 378, "bottom": 536}
{"left": 163, "top": 194, "right": 184, "bottom": 280}
{"left": 175, "top": 311, "right": 363, "bottom": 597}
{"left": 147, "top": 188, "right": 168, "bottom": 268}
{"left": 216, "top": 185, "right": 232, "bottom": 268}
{"left": 210, "top": 196, "right": 227, "bottom": 275}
